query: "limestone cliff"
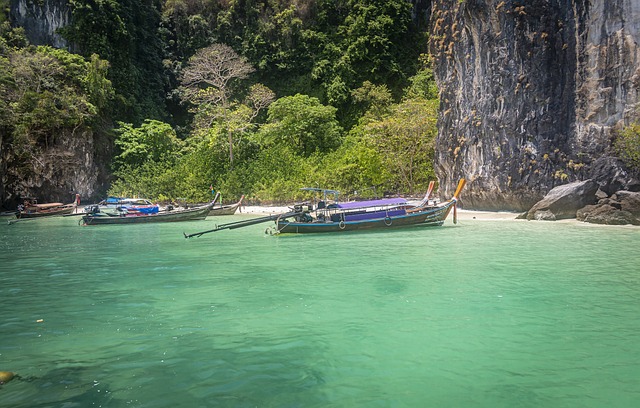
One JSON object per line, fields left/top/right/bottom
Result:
{"left": 9, "top": 0, "right": 71, "bottom": 49}
{"left": 431, "top": 0, "right": 640, "bottom": 210}
{"left": 2, "top": 0, "right": 109, "bottom": 209}
{"left": 1, "top": 127, "right": 113, "bottom": 209}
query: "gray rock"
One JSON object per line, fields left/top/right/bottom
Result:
{"left": 576, "top": 205, "right": 599, "bottom": 222}
{"left": 577, "top": 204, "right": 640, "bottom": 225}
{"left": 532, "top": 210, "right": 556, "bottom": 221}
{"left": 615, "top": 191, "right": 640, "bottom": 216}
{"left": 526, "top": 180, "right": 598, "bottom": 220}
{"left": 595, "top": 189, "right": 608, "bottom": 200}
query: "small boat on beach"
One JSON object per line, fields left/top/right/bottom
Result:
{"left": 81, "top": 200, "right": 215, "bottom": 225}
{"left": 18, "top": 195, "right": 79, "bottom": 218}
{"left": 184, "top": 179, "right": 465, "bottom": 238}
{"left": 83, "top": 197, "right": 159, "bottom": 215}
{"left": 208, "top": 194, "right": 244, "bottom": 216}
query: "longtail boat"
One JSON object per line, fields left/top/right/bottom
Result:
{"left": 184, "top": 179, "right": 465, "bottom": 238}
{"left": 81, "top": 200, "right": 215, "bottom": 225}
{"left": 18, "top": 195, "right": 79, "bottom": 218}
{"left": 271, "top": 180, "right": 463, "bottom": 234}
{"left": 208, "top": 194, "right": 244, "bottom": 216}
{"left": 83, "top": 197, "right": 159, "bottom": 215}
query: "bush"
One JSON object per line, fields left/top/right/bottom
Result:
{"left": 615, "top": 122, "right": 640, "bottom": 171}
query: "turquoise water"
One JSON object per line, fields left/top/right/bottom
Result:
{"left": 1, "top": 215, "right": 639, "bottom": 407}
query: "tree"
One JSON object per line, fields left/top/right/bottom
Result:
{"left": 307, "top": 0, "right": 422, "bottom": 125}
{"left": 62, "top": 0, "right": 167, "bottom": 122}
{"left": 258, "top": 94, "right": 344, "bottom": 157}
{"left": 361, "top": 97, "right": 438, "bottom": 194}
{"left": 351, "top": 81, "right": 394, "bottom": 122}
{"left": 180, "top": 43, "right": 273, "bottom": 167}
{"left": 109, "top": 119, "right": 186, "bottom": 199}
{"left": 113, "top": 119, "right": 183, "bottom": 172}
{"left": 6, "top": 46, "right": 110, "bottom": 149}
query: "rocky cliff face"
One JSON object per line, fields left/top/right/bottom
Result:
{"left": 431, "top": 0, "right": 640, "bottom": 210}
{"left": 1, "top": 127, "right": 113, "bottom": 209}
{"left": 9, "top": 0, "right": 71, "bottom": 49}
{"left": 2, "top": 1, "right": 110, "bottom": 209}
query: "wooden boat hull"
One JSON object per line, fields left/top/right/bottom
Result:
{"left": 81, "top": 203, "right": 212, "bottom": 225}
{"left": 207, "top": 205, "right": 240, "bottom": 216}
{"left": 275, "top": 201, "right": 455, "bottom": 234}
{"left": 19, "top": 205, "right": 75, "bottom": 218}
{"left": 207, "top": 195, "right": 244, "bottom": 216}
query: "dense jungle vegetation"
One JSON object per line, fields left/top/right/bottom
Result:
{"left": 2, "top": 0, "right": 637, "bottom": 204}
{"left": 1, "top": 0, "right": 439, "bottom": 203}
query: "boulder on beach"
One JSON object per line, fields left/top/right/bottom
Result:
{"left": 577, "top": 191, "right": 640, "bottom": 225}
{"left": 525, "top": 180, "right": 598, "bottom": 221}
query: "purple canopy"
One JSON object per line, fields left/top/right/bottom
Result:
{"left": 334, "top": 198, "right": 407, "bottom": 210}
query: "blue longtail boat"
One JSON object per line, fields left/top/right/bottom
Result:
{"left": 270, "top": 179, "right": 465, "bottom": 234}
{"left": 183, "top": 179, "right": 465, "bottom": 238}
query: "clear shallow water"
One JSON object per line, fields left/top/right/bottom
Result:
{"left": 0, "top": 215, "right": 639, "bottom": 407}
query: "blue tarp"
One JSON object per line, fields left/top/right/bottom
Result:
{"left": 125, "top": 205, "right": 159, "bottom": 214}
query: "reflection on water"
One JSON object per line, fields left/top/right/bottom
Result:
{"left": 1, "top": 217, "right": 639, "bottom": 407}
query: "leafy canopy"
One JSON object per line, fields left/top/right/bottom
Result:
{"left": 258, "top": 94, "right": 344, "bottom": 157}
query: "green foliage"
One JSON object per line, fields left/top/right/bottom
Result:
{"left": 351, "top": 81, "right": 394, "bottom": 122}
{"left": 3, "top": 46, "right": 111, "bottom": 147}
{"left": 109, "top": 119, "right": 193, "bottom": 200}
{"left": 235, "top": 144, "right": 322, "bottom": 203}
{"left": 104, "top": 47, "right": 441, "bottom": 203}
{"left": 171, "top": 135, "right": 230, "bottom": 202}
{"left": 306, "top": 0, "right": 423, "bottom": 125}
{"left": 3, "top": 0, "right": 440, "bottom": 206}
{"left": 404, "top": 67, "right": 439, "bottom": 100}
{"left": 62, "top": 0, "right": 167, "bottom": 123}
{"left": 615, "top": 122, "right": 640, "bottom": 172}
{"left": 109, "top": 161, "right": 179, "bottom": 200}
{"left": 258, "top": 94, "right": 344, "bottom": 157}
{"left": 0, "top": 21, "right": 28, "bottom": 49}
{"left": 113, "top": 119, "right": 184, "bottom": 172}
{"left": 179, "top": 43, "right": 273, "bottom": 167}
{"left": 317, "top": 134, "right": 391, "bottom": 198}
{"left": 167, "top": 0, "right": 426, "bottom": 129}
{"left": 356, "top": 97, "right": 439, "bottom": 194}
{"left": 161, "top": 0, "right": 218, "bottom": 60}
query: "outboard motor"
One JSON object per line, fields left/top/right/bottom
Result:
{"left": 86, "top": 205, "right": 100, "bottom": 214}
{"left": 293, "top": 203, "right": 313, "bottom": 213}
{"left": 293, "top": 203, "right": 313, "bottom": 223}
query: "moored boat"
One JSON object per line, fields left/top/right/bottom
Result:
{"left": 18, "top": 195, "right": 79, "bottom": 218}
{"left": 208, "top": 194, "right": 244, "bottom": 216}
{"left": 83, "top": 197, "right": 159, "bottom": 215}
{"left": 183, "top": 179, "right": 465, "bottom": 238}
{"left": 81, "top": 200, "right": 215, "bottom": 225}
{"left": 271, "top": 179, "right": 464, "bottom": 234}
